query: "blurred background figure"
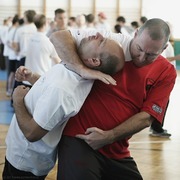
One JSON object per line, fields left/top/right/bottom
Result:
{"left": 140, "top": 16, "right": 148, "bottom": 25}
{"left": 86, "top": 13, "right": 95, "bottom": 30}
{"left": 6, "top": 14, "right": 20, "bottom": 97}
{"left": 46, "top": 8, "right": 67, "bottom": 37}
{"left": 24, "top": 14, "right": 60, "bottom": 87}
{"left": 12, "top": 9, "right": 36, "bottom": 67}
{"left": 11, "top": 9, "right": 36, "bottom": 96}
{"left": 116, "top": 16, "right": 134, "bottom": 36}
{"left": 68, "top": 16, "right": 77, "bottom": 29}
{"left": 131, "top": 21, "right": 139, "bottom": 30}
{"left": 76, "top": 14, "right": 87, "bottom": 29}
{"left": 46, "top": 20, "right": 56, "bottom": 34}
{"left": 0, "top": 19, "right": 10, "bottom": 71}
{"left": 131, "top": 21, "right": 139, "bottom": 36}
{"left": 95, "top": 12, "right": 111, "bottom": 31}
{"left": 114, "top": 24, "right": 121, "bottom": 33}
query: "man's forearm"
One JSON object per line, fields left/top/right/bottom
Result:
{"left": 49, "top": 30, "right": 85, "bottom": 75}
{"left": 76, "top": 111, "right": 154, "bottom": 150}
{"left": 12, "top": 42, "right": 19, "bottom": 52}
{"left": 13, "top": 100, "right": 47, "bottom": 142}
{"left": 28, "top": 73, "right": 40, "bottom": 85}
{"left": 49, "top": 30, "right": 117, "bottom": 85}
{"left": 14, "top": 100, "right": 35, "bottom": 141}
{"left": 110, "top": 111, "right": 153, "bottom": 143}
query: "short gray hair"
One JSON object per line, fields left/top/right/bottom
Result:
{"left": 138, "top": 18, "right": 170, "bottom": 48}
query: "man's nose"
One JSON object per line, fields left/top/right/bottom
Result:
{"left": 139, "top": 52, "right": 147, "bottom": 62}
{"left": 96, "top": 32, "right": 103, "bottom": 40}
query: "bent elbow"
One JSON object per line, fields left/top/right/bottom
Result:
{"left": 25, "top": 133, "right": 41, "bottom": 142}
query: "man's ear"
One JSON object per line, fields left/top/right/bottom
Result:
{"left": 163, "top": 43, "right": 168, "bottom": 51}
{"left": 87, "top": 58, "right": 101, "bottom": 67}
{"left": 134, "top": 28, "right": 139, "bottom": 38}
{"left": 161, "top": 43, "right": 168, "bottom": 54}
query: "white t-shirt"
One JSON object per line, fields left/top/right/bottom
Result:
{"left": 95, "top": 22, "right": 111, "bottom": 31}
{"left": 0, "top": 25, "right": 9, "bottom": 56}
{"left": 6, "top": 64, "right": 94, "bottom": 176}
{"left": 161, "top": 41, "right": 176, "bottom": 67}
{"left": 7, "top": 26, "right": 18, "bottom": 60}
{"left": 24, "top": 31, "right": 59, "bottom": 81}
{"left": 14, "top": 23, "right": 37, "bottom": 59}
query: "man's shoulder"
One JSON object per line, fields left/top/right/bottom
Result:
{"left": 151, "top": 56, "right": 177, "bottom": 77}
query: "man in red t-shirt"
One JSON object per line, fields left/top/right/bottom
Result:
{"left": 50, "top": 19, "right": 177, "bottom": 180}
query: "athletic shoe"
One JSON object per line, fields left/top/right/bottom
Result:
{"left": 149, "top": 130, "right": 171, "bottom": 138}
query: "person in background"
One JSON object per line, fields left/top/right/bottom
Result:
{"left": 75, "top": 14, "right": 87, "bottom": 30}
{"left": 67, "top": 16, "right": 77, "bottom": 29}
{"left": 167, "top": 54, "right": 180, "bottom": 62}
{"left": 131, "top": 21, "right": 139, "bottom": 37}
{"left": 86, "top": 14, "right": 95, "bottom": 30}
{"left": 95, "top": 12, "right": 111, "bottom": 31}
{"left": 12, "top": 10, "right": 36, "bottom": 67}
{"left": 6, "top": 14, "right": 20, "bottom": 97}
{"left": 131, "top": 21, "right": 139, "bottom": 30}
{"left": 11, "top": 10, "right": 36, "bottom": 105}
{"left": 140, "top": 16, "right": 148, "bottom": 25}
{"left": 46, "top": 8, "right": 67, "bottom": 37}
{"left": 114, "top": 24, "right": 122, "bottom": 33}
{"left": 0, "top": 19, "right": 9, "bottom": 71}
{"left": 23, "top": 14, "right": 60, "bottom": 87}
{"left": 116, "top": 16, "right": 134, "bottom": 36}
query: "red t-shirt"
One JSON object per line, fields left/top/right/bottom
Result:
{"left": 63, "top": 56, "right": 176, "bottom": 159}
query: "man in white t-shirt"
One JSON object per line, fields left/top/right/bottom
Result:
{"left": 3, "top": 31, "right": 125, "bottom": 179}
{"left": 24, "top": 14, "right": 60, "bottom": 86}
{"left": 13, "top": 10, "right": 36, "bottom": 66}
{"left": 11, "top": 10, "right": 36, "bottom": 93}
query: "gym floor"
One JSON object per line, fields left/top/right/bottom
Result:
{"left": 0, "top": 70, "right": 180, "bottom": 180}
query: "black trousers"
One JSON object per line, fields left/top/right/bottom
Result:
{"left": 0, "top": 44, "right": 6, "bottom": 70}
{"left": 2, "top": 157, "right": 47, "bottom": 180}
{"left": 58, "top": 136, "right": 143, "bottom": 180}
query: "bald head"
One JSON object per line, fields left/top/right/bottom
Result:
{"left": 138, "top": 18, "right": 170, "bottom": 48}
{"left": 78, "top": 33, "right": 125, "bottom": 75}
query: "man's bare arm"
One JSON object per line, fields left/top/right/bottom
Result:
{"left": 76, "top": 111, "right": 154, "bottom": 150}
{"left": 13, "top": 86, "right": 48, "bottom": 142}
{"left": 12, "top": 42, "right": 19, "bottom": 52}
{"left": 49, "top": 30, "right": 117, "bottom": 85}
{"left": 167, "top": 54, "right": 180, "bottom": 62}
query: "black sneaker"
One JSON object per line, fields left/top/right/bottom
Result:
{"left": 149, "top": 130, "right": 171, "bottom": 138}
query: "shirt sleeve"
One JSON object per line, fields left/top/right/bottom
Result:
{"left": 33, "top": 85, "right": 76, "bottom": 131}
{"left": 141, "top": 66, "right": 177, "bottom": 122}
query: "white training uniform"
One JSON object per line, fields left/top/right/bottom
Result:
{"left": 161, "top": 41, "right": 176, "bottom": 67}
{"left": 14, "top": 23, "right": 37, "bottom": 60}
{"left": 23, "top": 31, "right": 59, "bottom": 85}
{"left": 6, "top": 64, "right": 94, "bottom": 176}
{"left": 7, "top": 26, "right": 18, "bottom": 60}
{"left": 25, "top": 32, "right": 59, "bottom": 75}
